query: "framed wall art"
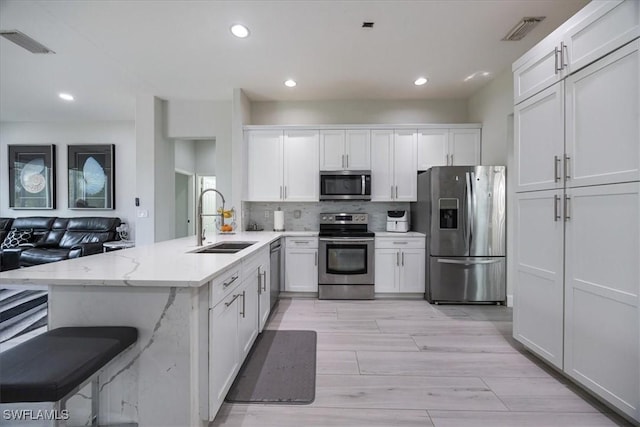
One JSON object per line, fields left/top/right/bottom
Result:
{"left": 8, "top": 145, "right": 56, "bottom": 209}
{"left": 68, "top": 144, "right": 115, "bottom": 209}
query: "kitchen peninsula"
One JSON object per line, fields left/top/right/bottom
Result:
{"left": 0, "top": 231, "right": 309, "bottom": 426}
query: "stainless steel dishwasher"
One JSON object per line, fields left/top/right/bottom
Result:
{"left": 269, "top": 239, "right": 282, "bottom": 310}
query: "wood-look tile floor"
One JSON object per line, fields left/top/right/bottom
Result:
{"left": 211, "top": 298, "right": 633, "bottom": 427}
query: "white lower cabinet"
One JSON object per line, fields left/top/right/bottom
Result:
{"left": 375, "top": 237, "right": 425, "bottom": 294}
{"left": 209, "top": 289, "right": 241, "bottom": 418}
{"left": 513, "top": 183, "right": 640, "bottom": 422}
{"left": 563, "top": 183, "right": 639, "bottom": 420}
{"left": 238, "top": 269, "right": 259, "bottom": 360}
{"left": 258, "top": 262, "right": 270, "bottom": 332}
{"left": 285, "top": 237, "right": 318, "bottom": 292}
{"left": 209, "top": 254, "right": 264, "bottom": 419}
{"left": 513, "top": 189, "right": 565, "bottom": 369}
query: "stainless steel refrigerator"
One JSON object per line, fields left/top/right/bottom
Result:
{"left": 411, "top": 166, "right": 506, "bottom": 303}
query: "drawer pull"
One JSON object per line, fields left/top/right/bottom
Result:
{"left": 223, "top": 275, "right": 239, "bottom": 288}
{"left": 393, "top": 241, "right": 408, "bottom": 245}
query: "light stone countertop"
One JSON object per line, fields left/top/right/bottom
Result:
{"left": 0, "top": 231, "right": 307, "bottom": 288}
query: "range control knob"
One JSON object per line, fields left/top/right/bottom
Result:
{"left": 321, "top": 216, "right": 327, "bottom": 221}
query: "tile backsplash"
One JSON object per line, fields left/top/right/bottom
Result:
{"left": 243, "top": 201, "right": 410, "bottom": 232}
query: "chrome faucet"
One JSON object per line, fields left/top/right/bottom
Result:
{"left": 197, "top": 188, "right": 226, "bottom": 246}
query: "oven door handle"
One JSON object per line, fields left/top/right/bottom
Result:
{"left": 319, "top": 238, "right": 374, "bottom": 243}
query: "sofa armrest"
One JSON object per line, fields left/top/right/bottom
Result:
{"left": 69, "top": 242, "right": 105, "bottom": 257}
{"left": 1, "top": 248, "right": 22, "bottom": 271}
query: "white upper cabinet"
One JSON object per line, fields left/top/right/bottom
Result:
{"left": 320, "top": 130, "right": 370, "bottom": 171}
{"left": 514, "top": 44, "right": 565, "bottom": 105}
{"left": 393, "top": 130, "right": 418, "bottom": 201}
{"left": 371, "top": 130, "right": 417, "bottom": 202}
{"left": 417, "top": 128, "right": 481, "bottom": 170}
{"left": 345, "top": 130, "right": 371, "bottom": 170}
{"left": 319, "top": 130, "right": 345, "bottom": 170}
{"left": 514, "top": 0, "right": 640, "bottom": 105}
{"left": 246, "top": 130, "right": 319, "bottom": 201}
{"left": 283, "top": 130, "right": 319, "bottom": 201}
{"left": 563, "top": 0, "right": 639, "bottom": 74}
{"left": 371, "top": 130, "right": 395, "bottom": 201}
{"left": 565, "top": 39, "right": 639, "bottom": 188}
{"left": 514, "top": 82, "right": 565, "bottom": 193}
{"left": 417, "top": 129, "right": 449, "bottom": 170}
{"left": 450, "top": 129, "right": 481, "bottom": 166}
{"left": 247, "top": 130, "right": 283, "bottom": 201}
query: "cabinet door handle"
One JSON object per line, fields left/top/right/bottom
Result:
{"left": 223, "top": 275, "right": 239, "bottom": 288}
{"left": 561, "top": 41, "right": 568, "bottom": 69}
{"left": 554, "top": 195, "right": 561, "bottom": 222}
{"left": 395, "top": 186, "right": 398, "bottom": 199}
{"left": 315, "top": 251, "right": 318, "bottom": 266}
{"left": 564, "top": 195, "right": 571, "bottom": 222}
{"left": 240, "top": 290, "right": 246, "bottom": 318}
{"left": 554, "top": 156, "right": 561, "bottom": 182}
{"left": 224, "top": 293, "right": 240, "bottom": 307}
{"left": 401, "top": 252, "right": 405, "bottom": 266}
{"left": 284, "top": 186, "right": 287, "bottom": 199}
{"left": 257, "top": 267, "right": 261, "bottom": 294}
{"left": 391, "top": 186, "right": 394, "bottom": 199}
{"left": 280, "top": 186, "right": 283, "bottom": 199}
{"left": 554, "top": 46, "right": 561, "bottom": 73}
{"left": 450, "top": 154, "right": 454, "bottom": 165}
{"left": 564, "top": 155, "right": 571, "bottom": 180}
{"left": 396, "top": 251, "right": 400, "bottom": 266}
{"left": 262, "top": 271, "right": 267, "bottom": 291}
{"left": 346, "top": 154, "right": 349, "bottom": 168}
{"left": 342, "top": 154, "right": 345, "bottom": 169}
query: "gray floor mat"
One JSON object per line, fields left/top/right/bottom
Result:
{"left": 225, "top": 330, "right": 317, "bottom": 404}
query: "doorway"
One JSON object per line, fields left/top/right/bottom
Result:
{"left": 175, "top": 170, "right": 195, "bottom": 238}
{"left": 198, "top": 176, "right": 218, "bottom": 238}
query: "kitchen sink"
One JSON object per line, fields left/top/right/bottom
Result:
{"left": 193, "top": 241, "right": 257, "bottom": 254}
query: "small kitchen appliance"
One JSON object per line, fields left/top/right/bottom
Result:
{"left": 319, "top": 170, "right": 371, "bottom": 201}
{"left": 318, "top": 213, "right": 375, "bottom": 300}
{"left": 386, "top": 210, "right": 409, "bottom": 232}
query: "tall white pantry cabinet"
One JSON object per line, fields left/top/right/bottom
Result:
{"left": 512, "top": 1, "right": 640, "bottom": 422}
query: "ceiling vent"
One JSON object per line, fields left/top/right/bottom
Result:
{"left": 502, "top": 17, "right": 545, "bottom": 41}
{"left": 362, "top": 22, "right": 374, "bottom": 28}
{"left": 0, "top": 30, "right": 55, "bottom": 54}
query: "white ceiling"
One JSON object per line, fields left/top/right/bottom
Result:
{"left": 0, "top": 0, "right": 589, "bottom": 122}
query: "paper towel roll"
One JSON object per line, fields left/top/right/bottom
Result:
{"left": 273, "top": 210, "right": 285, "bottom": 231}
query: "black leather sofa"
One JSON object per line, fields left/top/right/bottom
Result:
{"left": 0, "top": 217, "right": 121, "bottom": 271}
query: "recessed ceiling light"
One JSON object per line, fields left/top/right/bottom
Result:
{"left": 414, "top": 77, "right": 428, "bottom": 86}
{"left": 284, "top": 79, "right": 297, "bottom": 87}
{"left": 230, "top": 24, "right": 250, "bottom": 38}
{"left": 58, "top": 93, "right": 74, "bottom": 101}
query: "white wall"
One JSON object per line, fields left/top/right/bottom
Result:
{"left": 166, "top": 99, "right": 231, "bottom": 213}
{"left": 468, "top": 68, "right": 514, "bottom": 166}
{"left": 175, "top": 140, "right": 196, "bottom": 173}
{"left": 250, "top": 99, "right": 469, "bottom": 125}
{"left": 0, "top": 120, "right": 135, "bottom": 229}
{"left": 195, "top": 140, "right": 216, "bottom": 176}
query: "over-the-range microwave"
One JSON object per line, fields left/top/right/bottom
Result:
{"left": 320, "top": 170, "right": 371, "bottom": 201}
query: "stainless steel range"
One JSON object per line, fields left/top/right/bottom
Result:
{"left": 318, "top": 213, "right": 375, "bottom": 300}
